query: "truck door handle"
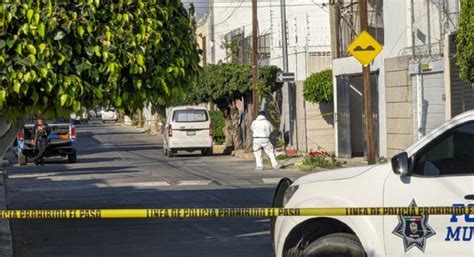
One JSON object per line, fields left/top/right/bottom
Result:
{"left": 465, "top": 195, "right": 474, "bottom": 200}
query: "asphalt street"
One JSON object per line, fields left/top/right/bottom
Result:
{"left": 5, "top": 122, "right": 304, "bottom": 257}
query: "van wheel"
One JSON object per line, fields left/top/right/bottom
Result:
{"left": 167, "top": 149, "right": 174, "bottom": 157}
{"left": 202, "top": 148, "right": 213, "bottom": 156}
{"left": 68, "top": 151, "right": 77, "bottom": 163}
{"left": 299, "top": 233, "right": 365, "bottom": 257}
{"left": 18, "top": 151, "right": 27, "bottom": 166}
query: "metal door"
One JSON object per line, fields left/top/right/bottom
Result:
{"left": 336, "top": 76, "right": 352, "bottom": 158}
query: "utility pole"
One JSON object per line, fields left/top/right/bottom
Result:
{"left": 280, "top": 0, "right": 292, "bottom": 146}
{"left": 329, "top": 0, "right": 341, "bottom": 59}
{"left": 410, "top": 0, "right": 416, "bottom": 59}
{"left": 202, "top": 36, "right": 207, "bottom": 66}
{"left": 209, "top": 0, "right": 215, "bottom": 64}
{"left": 251, "top": 0, "right": 259, "bottom": 119}
{"left": 359, "top": 0, "right": 376, "bottom": 164}
{"left": 426, "top": 0, "right": 432, "bottom": 57}
{"left": 198, "top": 34, "right": 207, "bottom": 66}
{"left": 303, "top": 13, "right": 310, "bottom": 153}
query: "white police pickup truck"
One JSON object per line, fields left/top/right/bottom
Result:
{"left": 272, "top": 110, "right": 474, "bottom": 257}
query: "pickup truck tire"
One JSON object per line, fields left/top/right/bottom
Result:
{"left": 68, "top": 151, "right": 77, "bottom": 163}
{"left": 18, "top": 151, "right": 27, "bottom": 166}
{"left": 167, "top": 149, "right": 174, "bottom": 157}
{"left": 299, "top": 233, "right": 365, "bottom": 257}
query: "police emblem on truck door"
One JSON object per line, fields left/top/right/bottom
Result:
{"left": 393, "top": 200, "right": 436, "bottom": 252}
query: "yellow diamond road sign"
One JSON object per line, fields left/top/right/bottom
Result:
{"left": 348, "top": 31, "right": 383, "bottom": 66}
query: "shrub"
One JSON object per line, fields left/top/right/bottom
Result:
{"left": 456, "top": 0, "right": 474, "bottom": 82}
{"left": 303, "top": 70, "right": 334, "bottom": 103}
{"left": 209, "top": 110, "right": 225, "bottom": 145}
{"left": 301, "top": 151, "right": 343, "bottom": 171}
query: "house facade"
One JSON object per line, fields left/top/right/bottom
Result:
{"left": 207, "top": 0, "right": 336, "bottom": 152}
{"left": 331, "top": 0, "right": 468, "bottom": 158}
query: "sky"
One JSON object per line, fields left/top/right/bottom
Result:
{"left": 182, "top": 0, "right": 209, "bottom": 21}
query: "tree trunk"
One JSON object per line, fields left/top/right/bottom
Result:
{"left": 0, "top": 118, "right": 24, "bottom": 162}
{"left": 149, "top": 112, "right": 159, "bottom": 135}
{"left": 244, "top": 96, "right": 254, "bottom": 152}
{"left": 230, "top": 103, "right": 242, "bottom": 150}
{"left": 222, "top": 101, "right": 243, "bottom": 151}
{"left": 224, "top": 113, "right": 233, "bottom": 148}
{"left": 156, "top": 105, "right": 166, "bottom": 135}
{"left": 138, "top": 110, "right": 143, "bottom": 128}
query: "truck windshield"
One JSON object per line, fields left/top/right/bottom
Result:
{"left": 172, "top": 110, "right": 208, "bottom": 123}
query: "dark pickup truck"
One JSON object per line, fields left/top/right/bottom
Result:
{"left": 17, "top": 122, "right": 77, "bottom": 165}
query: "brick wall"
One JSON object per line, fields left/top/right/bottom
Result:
{"left": 385, "top": 56, "right": 415, "bottom": 157}
{"left": 294, "top": 82, "right": 335, "bottom": 153}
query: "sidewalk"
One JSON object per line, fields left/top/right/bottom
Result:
{"left": 232, "top": 149, "right": 369, "bottom": 170}
{"left": 0, "top": 162, "right": 13, "bottom": 257}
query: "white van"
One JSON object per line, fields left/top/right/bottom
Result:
{"left": 163, "top": 106, "right": 213, "bottom": 157}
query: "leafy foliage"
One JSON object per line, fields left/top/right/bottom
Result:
{"left": 303, "top": 70, "right": 334, "bottom": 103}
{"left": 301, "top": 152, "right": 342, "bottom": 171}
{"left": 456, "top": 0, "right": 474, "bottom": 82}
{"left": 209, "top": 110, "right": 225, "bottom": 144}
{"left": 0, "top": 0, "right": 200, "bottom": 120}
{"left": 188, "top": 64, "right": 281, "bottom": 109}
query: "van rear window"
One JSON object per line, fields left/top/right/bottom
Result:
{"left": 172, "top": 110, "right": 208, "bottom": 123}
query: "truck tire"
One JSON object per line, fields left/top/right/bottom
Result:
{"left": 299, "top": 233, "right": 365, "bottom": 257}
{"left": 68, "top": 151, "right": 77, "bottom": 163}
{"left": 18, "top": 151, "right": 27, "bottom": 166}
{"left": 167, "top": 149, "right": 174, "bottom": 158}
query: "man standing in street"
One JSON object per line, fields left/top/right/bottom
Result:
{"left": 251, "top": 111, "right": 282, "bottom": 170}
{"left": 32, "top": 117, "right": 50, "bottom": 166}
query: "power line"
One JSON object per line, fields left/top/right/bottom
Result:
{"left": 209, "top": 8, "right": 326, "bottom": 36}
{"left": 213, "top": 0, "right": 245, "bottom": 27}
{"left": 191, "top": 4, "right": 329, "bottom": 9}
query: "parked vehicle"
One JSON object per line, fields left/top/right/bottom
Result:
{"left": 162, "top": 106, "right": 213, "bottom": 157}
{"left": 88, "top": 110, "right": 97, "bottom": 119}
{"left": 101, "top": 108, "right": 119, "bottom": 122}
{"left": 17, "top": 120, "right": 77, "bottom": 165}
{"left": 70, "top": 113, "right": 81, "bottom": 125}
{"left": 272, "top": 110, "right": 474, "bottom": 257}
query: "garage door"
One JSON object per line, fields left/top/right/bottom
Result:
{"left": 421, "top": 72, "right": 446, "bottom": 135}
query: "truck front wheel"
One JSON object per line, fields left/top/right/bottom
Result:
{"left": 299, "top": 233, "right": 365, "bottom": 257}
{"left": 18, "top": 151, "right": 27, "bottom": 166}
{"left": 68, "top": 151, "right": 77, "bottom": 163}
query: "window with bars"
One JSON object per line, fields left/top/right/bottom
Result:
{"left": 258, "top": 33, "right": 271, "bottom": 60}
{"left": 337, "top": 0, "right": 384, "bottom": 58}
{"left": 241, "top": 33, "right": 271, "bottom": 65}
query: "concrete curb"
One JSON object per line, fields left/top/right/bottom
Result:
{"left": 0, "top": 169, "right": 13, "bottom": 257}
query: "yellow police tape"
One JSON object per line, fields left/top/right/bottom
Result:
{"left": 0, "top": 206, "right": 473, "bottom": 219}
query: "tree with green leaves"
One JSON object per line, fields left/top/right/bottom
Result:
{"left": 0, "top": 0, "right": 200, "bottom": 160}
{"left": 188, "top": 64, "right": 281, "bottom": 150}
{"left": 456, "top": 0, "right": 473, "bottom": 82}
{"left": 0, "top": 0, "right": 200, "bottom": 120}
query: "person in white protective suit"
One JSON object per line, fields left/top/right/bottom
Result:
{"left": 251, "top": 111, "right": 282, "bottom": 170}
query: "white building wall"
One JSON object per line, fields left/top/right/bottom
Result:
{"left": 333, "top": 0, "right": 414, "bottom": 158}
{"left": 209, "top": 0, "right": 331, "bottom": 80}
{"left": 332, "top": 0, "right": 457, "bottom": 158}
{"left": 209, "top": 1, "right": 333, "bottom": 152}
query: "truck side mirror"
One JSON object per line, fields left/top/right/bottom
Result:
{"left": 391, "top": 152, "right": 410, "bottom": 176}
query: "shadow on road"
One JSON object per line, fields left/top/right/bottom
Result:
{"left": 7, "top": 179, "right": 277, "bottom": 257}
